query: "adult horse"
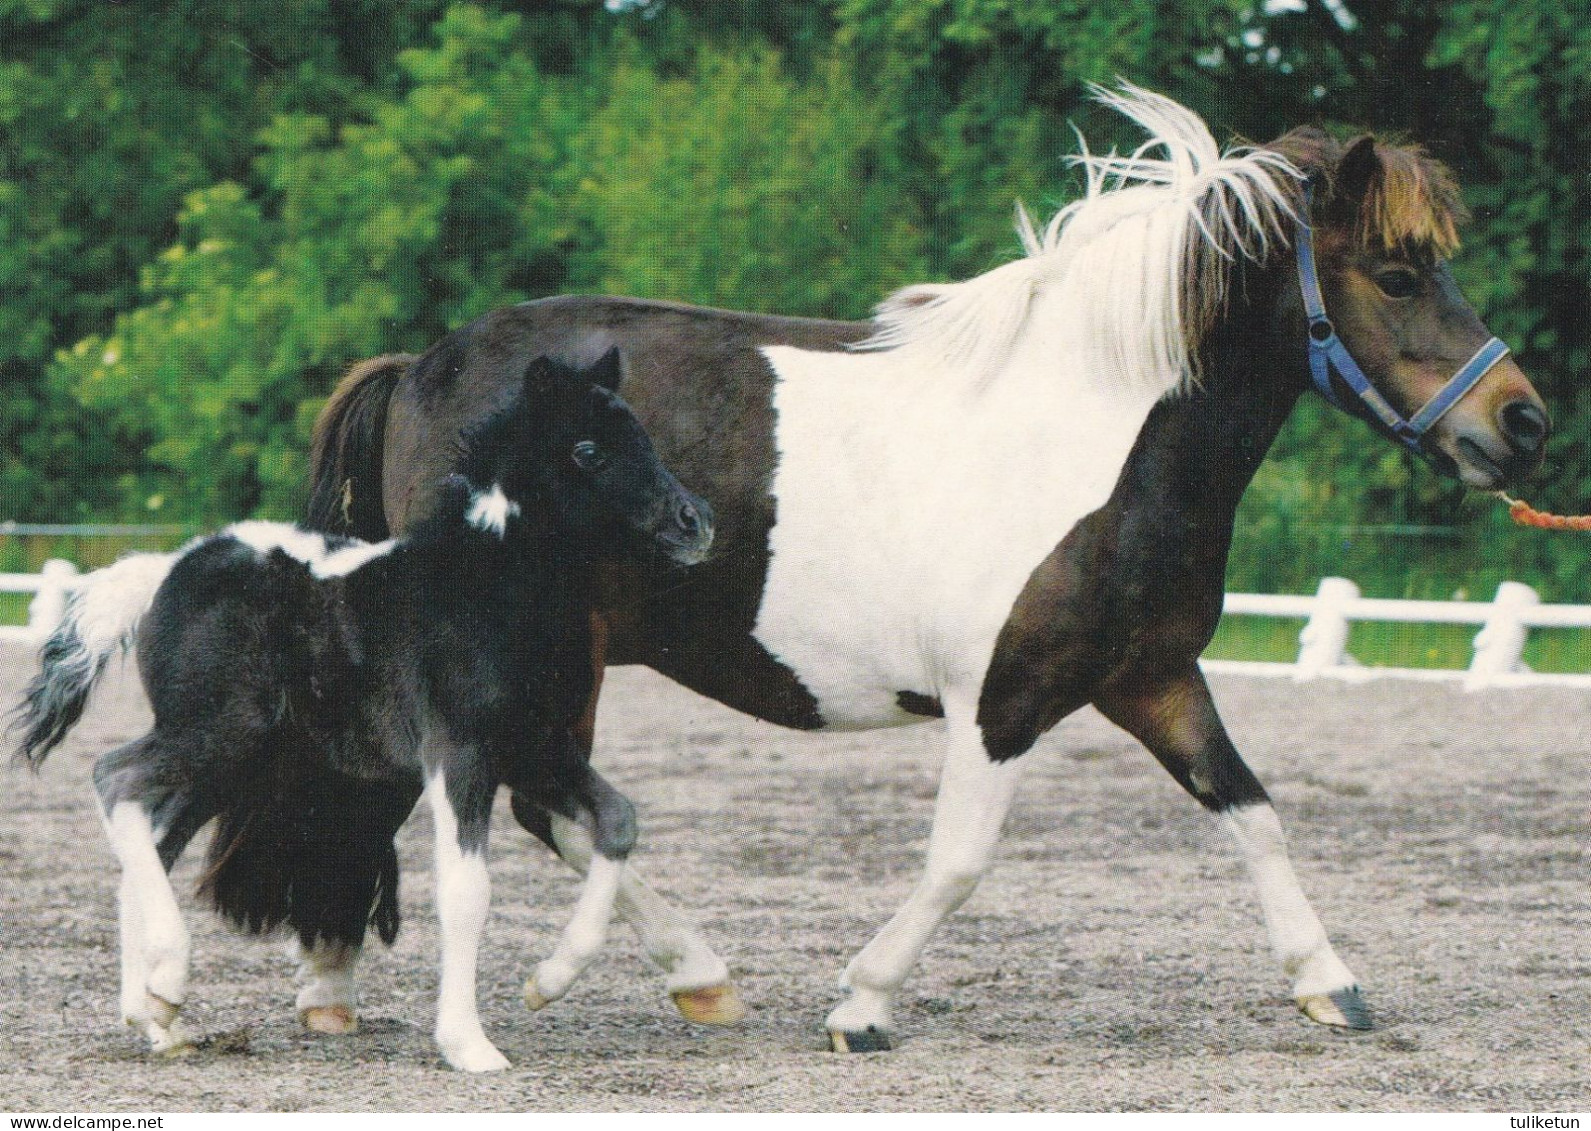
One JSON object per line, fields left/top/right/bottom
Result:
{"left": 307, "top": 88, "right": 1549, "bottom": 1051}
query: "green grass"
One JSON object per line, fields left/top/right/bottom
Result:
{"left": 0, "top": 592, "right": 28, "bottom": 628}
{"left": 1205, "top": 614, "right": 1591, "bottom": 673}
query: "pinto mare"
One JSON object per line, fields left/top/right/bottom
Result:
{"left": 308, "top": 88, "right": 1549, "bottom": 1051}
{"left": 12, "top": 353, "right": 714, "bottom": 1072}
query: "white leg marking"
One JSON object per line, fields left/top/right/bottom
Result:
{"left": 825, "top": 697, "right": 1024, "bottom": 1037}
{"left": 526, "top": 850, "right": 623, "bottom": 1008}
{"left": 548, "top": 814, "right": 731, "bottom": 994}
{"left": 101, "top": 801, "right": 193, "bottom": 1054}
{"left": 1223, "top": 803, "right": 1358, "bottom": 997}
{"left": 425, "top": 774, "right": 508, "bottom": 1072}
{"left": 293, "top": 940, "right": 361, "bottom": 1033}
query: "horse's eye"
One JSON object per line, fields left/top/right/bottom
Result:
{"left": 571, "top": 441, "right": 608, "bottom": 470}
{"left": 1373, "top": 268, "right": 1420, "bottom": 300}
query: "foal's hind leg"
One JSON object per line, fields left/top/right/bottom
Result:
{"left": 93, "top": 737, "right": 198, "bottom": 1056}
{"left": 293, "top": 940, "right": 360, "bottom": 1034}
{"left": 523, "top": 767, "right": 635, "bottom": 1011}
{"left": 1095, "top": 667, "right": 1369, "bottom": 1029}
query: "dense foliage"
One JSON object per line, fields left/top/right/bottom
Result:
{"left": 3, "top": 0, "right": 1587, "bottom": 597}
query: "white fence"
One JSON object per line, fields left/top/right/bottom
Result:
{"left": 1204, "top": 577, "right": 1591, "bottom": 690}
{"left": 4, "top": 561, "right": 1591, "bottom": 689}
{"left": 0, "top": 559, "right": 81, "bottom": 645}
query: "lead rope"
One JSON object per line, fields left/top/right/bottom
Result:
{"left": 1495, "top": 492, "right": 1591, "bottom": 531}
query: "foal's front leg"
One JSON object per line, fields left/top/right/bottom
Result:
{"left": 522, "top": 766, "right": 636, "bottom": 1011}
{"left": 423, "top": 768, "right": 509, "bottom": 1072}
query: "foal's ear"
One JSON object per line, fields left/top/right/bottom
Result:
{"left": 1335, "top": 136, "right": 1382, "bottom": 204}
{"left": 587, "top": 347, "right": 623, "bottom": 392}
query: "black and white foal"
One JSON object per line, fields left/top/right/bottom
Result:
{"left": 12, "top": 352, "right": 714, "bottom": 1072}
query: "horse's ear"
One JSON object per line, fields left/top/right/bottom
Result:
{"left": 1336, "top": 136, "right": 1381, "bottom": 204}
{"left": 588, "top": 347, "right": 623, "bottom": 392}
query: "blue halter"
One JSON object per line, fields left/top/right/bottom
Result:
{"left": 1294, "top": 185, "right": 1509, "bottom": 451}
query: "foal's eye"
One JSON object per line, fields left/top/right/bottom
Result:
{"left": 571, "top": 441, "right": 608, "bottom": 470}
{"left": 1373, "top": 268, "right": 1421, "bottom": 300}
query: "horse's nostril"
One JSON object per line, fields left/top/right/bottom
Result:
{"left": 1500, "top": 400, "right": 1549, "bottom": 452}
{"left": 677, "top": 502, "right": 700, "bottom": 534}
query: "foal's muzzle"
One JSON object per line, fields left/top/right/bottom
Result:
{"left": 655, "top": 489, "right": 715, "bottom": 565}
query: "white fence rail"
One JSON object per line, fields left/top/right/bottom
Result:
{"left": 3, "top": 562, "right": 1591, "bottom": 689}
{"left": 1204, "top": 577, "right": 1591, "bottom": 690}
{"left": 0, "top": 559, "right": 81, "bottom": 645}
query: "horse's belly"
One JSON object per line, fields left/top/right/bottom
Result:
{"left": 752, "top": 344, "right": 1157, "bottom": 730}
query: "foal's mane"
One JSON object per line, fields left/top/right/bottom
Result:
{"left": 859, "top": 85, "right": 1467, "bottom": 395}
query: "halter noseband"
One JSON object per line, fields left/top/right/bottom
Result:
{"left": 1295, "top": 184, "right": 1509, "bottom": 451}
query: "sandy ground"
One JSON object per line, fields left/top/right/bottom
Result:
{"left": 2, "top": 640, "right": 1589, "bottom": 1113}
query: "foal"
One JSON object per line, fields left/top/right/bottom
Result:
{"left": 12, "top": 351, "right": 714, "bottom": 1072}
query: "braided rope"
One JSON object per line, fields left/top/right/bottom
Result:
{"left": 1496, "top": 493, "right": 1591, "bottom": 531}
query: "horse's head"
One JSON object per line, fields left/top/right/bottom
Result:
{"left": 1268, "top": 128, "right": 1548, "bottom": 489}
{"left": 463, "top": 350, "right": 714, "bottom": 565}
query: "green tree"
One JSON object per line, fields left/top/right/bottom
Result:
{"left": 52, "top": 4, "right": 583, "bottom": 521}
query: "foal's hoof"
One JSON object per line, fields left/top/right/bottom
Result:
{"left": 829, "top": 1026, "right": 892, "bottom": 1053}
{"left": 671, "top": 983, "right": 748, "bottom": 1027}
{"left": 523, "top": 983, "right": 554, "bottom": 1012}
{"left": 1298, "top": 986, "right": 1373, "bottom": 1030}
{"left": 147, "top": 992, "right": 182, "bottom": 1028}
{"left": 300, "top": 1004, "right": 359, "bottom": 1035}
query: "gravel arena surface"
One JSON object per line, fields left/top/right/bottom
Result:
{"left": 3, "top": 640, "right": 1589, "bottom": 1113}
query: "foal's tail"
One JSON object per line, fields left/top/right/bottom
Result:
{"left": 10, "top": 551, "right": 178, "bottom": 768}
{"left": 306, "top": 353, "right": 413, "bottom": 541}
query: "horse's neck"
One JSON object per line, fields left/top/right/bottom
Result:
{"left": 1117, "top": 300, "right": 1304, "bottom": 548}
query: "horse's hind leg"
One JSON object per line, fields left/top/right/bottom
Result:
{"left": 1095, "top": 667, "right": 1369, "bottom": 1030}
{"left": 293, "top": 940, "right": 360, "bottom": 1034}
{"left": 522, "top": 767, "right": 634, "bottom": 1011}
{"left": 823, "top": 689, "right": 1025, "bottom": 1052}
{"left": 93, "top": 735, "right": 201, "bottom": 1056}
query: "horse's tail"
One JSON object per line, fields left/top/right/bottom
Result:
{"left": 306, "top": 353, "right": 413, "bottom": 541}
{"left": 10, "top": 551, "right": 178, "bottom": 769}
{"left": 199, "top": 765, "right": 416, "bottom": 950}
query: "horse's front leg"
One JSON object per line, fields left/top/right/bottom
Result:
{"left": 423, "top": 767, "right": 509, "bottom": 1072}
{"left": 1094, "top": 666, "right": 1370, "bottom": 1029}
{"left": 825, "top": 690, "right": 1025, "bottom": 1052}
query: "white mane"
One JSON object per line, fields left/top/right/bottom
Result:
{"left": 859, "top": 84, "right": 1303, "bottom": 395}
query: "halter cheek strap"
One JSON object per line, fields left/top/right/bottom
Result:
{"left": 1295, "top": 186, "right": 1509, "bottom": 452}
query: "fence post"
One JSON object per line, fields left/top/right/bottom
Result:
{"left": 1466, "top": 580, "right": 1539, "bottom": 691}
{"left": 1294, "top": 576, "right": 1359, "bottom": 681}
{"left": 26, "top": 558, "right": 78, "bottom": 639}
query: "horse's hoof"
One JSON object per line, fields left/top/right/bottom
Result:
{"left": 671, "top": 983, "right": 748, "bottom": 1027}
{"left": 300, "top": 1004, "right": 358, "bottom": 1035}
{"left": 829, "top": 1026, "right": 892, "bottom": 1053}
{"left": 1298, "top": 986, "right": 1372, "bottom": 1030}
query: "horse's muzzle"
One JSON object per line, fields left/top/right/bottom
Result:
{"left": 1440, "top": 394, "right": 1550, "bottom": 490}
